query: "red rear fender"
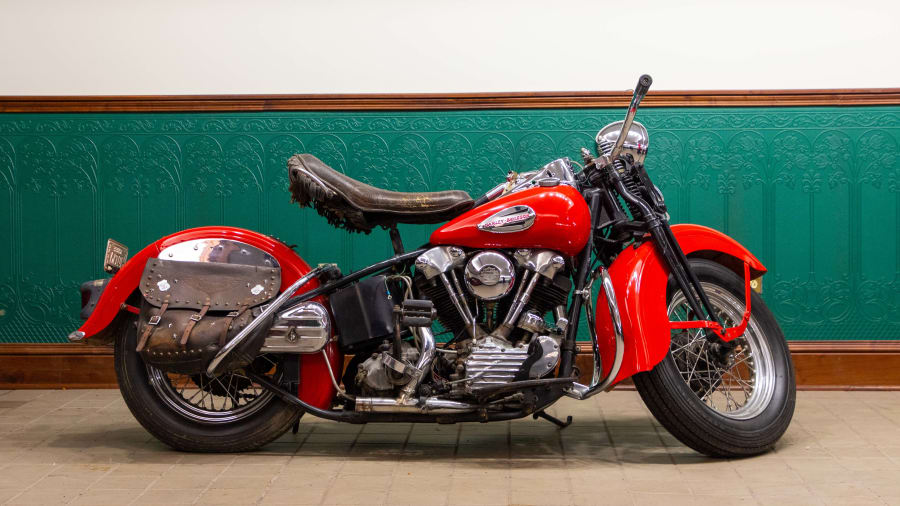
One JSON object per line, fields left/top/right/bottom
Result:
{"left": 594, "top": 224, "right": 766, "bottom": 386}
{"left": 74, "top": 226, "right": 339, "bottom": 409}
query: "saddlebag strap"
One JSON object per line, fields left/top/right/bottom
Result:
{"left": 179, "top": 298, "right": 211, "bottom": 347}
{"left": 136, "top": 296, "right": 169, "bottom": 352}
{"left": 219, "top": 304, "right": 250, "bottom": 348}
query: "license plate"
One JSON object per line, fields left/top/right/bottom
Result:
{"left": 104, "top": 239, "right": 128, "bottom": 273}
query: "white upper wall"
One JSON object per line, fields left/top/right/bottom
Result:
{"left": 0, "top": 0, "right": 897, "bottom": 95}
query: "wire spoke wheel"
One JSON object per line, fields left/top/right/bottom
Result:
{"left": 668, "top": 282, "right": 776, "bottom": 420}
{"left": 146, "top": 354, "right": 281, "bottom": 425}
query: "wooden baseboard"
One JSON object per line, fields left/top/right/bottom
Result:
{"left": 0, "top": 344, "right": 119, "bottom": 389}
{"left": 1, "top": 341, "right": 898, "bottom": 390}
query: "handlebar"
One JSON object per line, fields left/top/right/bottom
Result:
{"left": 609, "top": 74, "right": 653, "bottom": 163}
{"left": 634, "top": 74, "right": 652, "bottom": 103}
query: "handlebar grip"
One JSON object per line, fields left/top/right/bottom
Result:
{"left": 635, "top": 74, "right": 653, "bottom": 98}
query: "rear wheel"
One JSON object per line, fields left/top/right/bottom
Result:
{"left": 633, "top": 259, "right": 795, "bottom": 457}
{"left": 115, "top": 322, "right": 301, "bottom": 452}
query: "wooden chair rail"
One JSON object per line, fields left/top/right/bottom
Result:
{"left": 2, "top": 89, "right": 900, "bottom": 112}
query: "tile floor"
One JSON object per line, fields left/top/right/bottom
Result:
{"left": 0, "top": 388, "right": 898, "bottom": 505}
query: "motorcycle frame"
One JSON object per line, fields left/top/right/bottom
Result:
{"left": 74, "top": 198, "right": 766, "bottom": 424}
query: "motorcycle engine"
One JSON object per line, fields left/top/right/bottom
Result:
{"left": 414, "top": 247, "right": 571, "bottom": 396}
{"left": 355, "top": 341, "right": 420, "bottom": 396}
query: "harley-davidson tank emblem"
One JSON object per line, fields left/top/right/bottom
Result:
{"left": 477, "top": 205, "right": 536, "bottom": 233}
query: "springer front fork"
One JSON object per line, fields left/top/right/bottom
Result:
{"left": 652, "top": 220, "right": 752, "bottom": 350}
{"left": 564, "top": 191, "right": 754, "bottom": 400}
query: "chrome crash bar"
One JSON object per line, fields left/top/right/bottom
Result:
{"left": 565, "top": 267, "right": 624, "bottom": 400}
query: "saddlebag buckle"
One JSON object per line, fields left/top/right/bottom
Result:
{"left": 148, "top": 315, "right": 162, "bottom": 326}
{"left": 189, "top": 313, "right": 203, "bottom": 322}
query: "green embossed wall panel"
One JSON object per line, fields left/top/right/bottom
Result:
{"left": 0, "top": 107, "right": 898, "bottom": 343}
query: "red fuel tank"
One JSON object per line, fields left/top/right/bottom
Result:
{"left": 430, "top": 185, "right": 591, "bottom": 257}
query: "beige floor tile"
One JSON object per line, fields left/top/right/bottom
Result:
{"left": 866, "top": 481, "right": 900, "bottom": 499}
{"left": 685, "top": 494, "right": 758, "bottom": 506}
{"left": 91, "top": 473, "right": 153, "bottom": 490}
{"left": 687, "top": 478, "right": 752, "bottom": 496}
{"left": 196, "top": 487, "right": 266, "bottom": 505}
{"left": 0, "top": 489, "right": 20, "bottom": 504}
{"left": 571, "top": 490, "right": 635, "bottom": 506}
{"left": 260, "top": 486, "right": 328, "bottom": 505}
{"left": 447, "top": 483, "right": 510, "bottom": 505}
{"left": 509, "top": 474, "right": 571, "bottom": 492}
{"left": 232, "top": 453, "right": 293, "bottom": 464}
{"left": 175, "top": 453, "right": 236, "bottom": 465}
{"left": 0, "top": 464, "right": 56, "bottom": 489}
{"left": 822, "top": 497, "right": 885, "bottom": 506}
{"left": 339, "top": 459, "right": 397, "bottom": 477}
{"left": 98, "top": 463, "right": 168, "bottom": 477}
{"left": 509, "top": 488, "right": 575, "bottom": 506}
{"left": 387, "top": 487, "right": 450, "bottom": 506}
{"left": 754, "top": 495, "right": 824, "bottom": 506}
{"left": 630, "top": 492, "right": 701, "bottom": 506}
{"left": 5, "top": 488, "right": 82, "bottom": 505}
{"left": 322, "top": 486, "right": 387, "bottom": 505}
{"left": 69, "top": 489, "right": 140, "bottom": 505}
{"left": 811, "top": 482, "right": 880, "bottom": 499}
{"left": 208, "top": 475, "right": 274, "bottom": 489}
{"left": 149, "top": 470, "right": 221, "bottom": 491}
{"left": 750, "top": 483, "right": 817, "bottom": 497}
{"left": 131, "top": 488, "right": 203, "bottom": 505}
{"left": 625, "top": 479, "right": 691, "bottom": 495}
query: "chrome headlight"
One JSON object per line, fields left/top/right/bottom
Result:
{"left": 596, "top": 120, "right": 650, "bottom": 166}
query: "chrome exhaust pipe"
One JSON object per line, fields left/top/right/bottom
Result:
{"left": 355, "top": 396, "right": 477, "bottom": 414}
{"left": 397, "top": 326, "right": 436, "bottom": 402}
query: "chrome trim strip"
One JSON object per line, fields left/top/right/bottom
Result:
{"left": 158, "top": 238, "right": 280, "bottom": 269}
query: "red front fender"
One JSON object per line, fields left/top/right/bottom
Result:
{"left": 75, "top": 226, "right": 340, "bottom": 409}
{"left": 594, "top": 224, "right": 766, "bottom": 386}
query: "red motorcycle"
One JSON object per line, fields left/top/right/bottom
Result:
{"left": 72, "top": 75, "right": 795, "bottom": 456}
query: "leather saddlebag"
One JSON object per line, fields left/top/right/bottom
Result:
{"left": 135, "top": 258, "right": 281, "bottom": 374}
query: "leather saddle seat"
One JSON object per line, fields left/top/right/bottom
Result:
{"left": 288, "top": 154, "right": 474, "bottom": 233}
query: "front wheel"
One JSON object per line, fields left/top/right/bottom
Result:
{"left": 633, "top": 259, "right": 796, "bottom": 457}
{"left": 115, "top": 321, "right": 301, "bottom": 452}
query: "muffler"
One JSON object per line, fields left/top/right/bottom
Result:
{"left": 354, "top": 396, "right": 477, "bottom": 414}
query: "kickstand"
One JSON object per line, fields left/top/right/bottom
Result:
{"left": 291, "top": 420, "right": 300, "bottom": 435}
{"left": 533, "top": 410, "right": 573, "bottom": 429}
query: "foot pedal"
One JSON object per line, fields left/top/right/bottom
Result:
{"left": 397, "top": 299, "right": 436, "bottom": 327}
